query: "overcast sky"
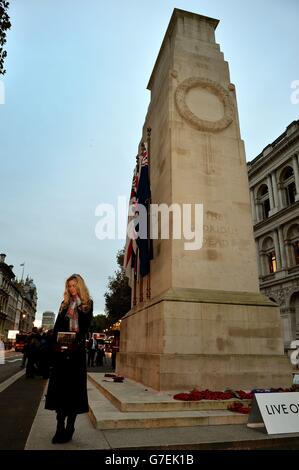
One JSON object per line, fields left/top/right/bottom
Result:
{"left": 1, "top": 0, "right": 298, "bottom": 320}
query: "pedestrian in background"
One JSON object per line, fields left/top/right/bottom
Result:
{"left": 0, "top": 334, "right": 4, "bottom": 365}
{"left": 38, "top": 330, "right": 52, "bottom": 379}
{"left": 45, "top": 274, "right": 93, "bottom": 444}
{"left": 25, "top": 329, "right": 41, "bottom": 378}
{"left": 87, "top": 333, "right": 98, "bottom": 367}
{"left": 96, "top": 339, "right": 105, "bottom": 367}
{"left": 20, "top": 335, "right": 29, "bottom": 369}
{"left": 111, "top": 330, "right": 120, "bottom": 371}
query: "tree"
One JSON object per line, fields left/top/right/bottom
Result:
{"left": 104, "top": 249, "right": 131, "bottom": 325}
{"left": 0, "top": 1, "right": 11, "bottom": 75}
{"left": 90, "top": 314, "right": 109, "bottom": 333}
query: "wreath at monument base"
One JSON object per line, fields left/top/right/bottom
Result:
{"left": 173, "top": 388, "right": 294, "bottom": 414}
{"left": 227, "top": 402, "right": 251, "bottom": 414}
{"left": 173, "top": 389, "right": 253, "bottom": 401}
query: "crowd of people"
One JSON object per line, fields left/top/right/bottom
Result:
{"left": 21, "top": 327, "right": 53, "bottom": 379}
{"left": 19, "top": 328, "right": 120, "bottom": 378}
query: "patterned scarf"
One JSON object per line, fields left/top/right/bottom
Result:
{"left": 66, "top": 295, "right": 81, "bottom": 332}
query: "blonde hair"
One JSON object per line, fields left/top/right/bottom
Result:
{"left": 61, "top": 274, "right": 92, "bottom": 310}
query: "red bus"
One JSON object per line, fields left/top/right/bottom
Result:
{"left": 15, "top": 333, "right": 29, "bottom": 352}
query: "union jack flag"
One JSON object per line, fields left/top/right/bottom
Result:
{"left": 123, "top": 164, "right": 139, "bottom": 286}
{"left": 124, "top": 143, "right": 153, "bottom": 284}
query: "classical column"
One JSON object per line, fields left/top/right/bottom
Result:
{"left": 267, "top": 175, "right": 275, "bottom": 214}
{"left": 271, "top": 171, "right": 279, "bottom": 210}
{"left": 277, "top": 181, "right": 284, "bottom": 209}
{"left": 293, "top": 154, "right": 299, "bottom": 202}
{"left": 255, "top": 198, "right": 262, "bottom": 222}
{"left": 278, "top": 226, "right": 287, "bottom": 269}
{"left": 285, "top": 241, "right": 292, "bottom": 268}
{"left": 255, "top": 239, "right": 263, "bottom": 276}
{"left": 273, "top": 229, "right": 281, "bottom": 270}
{"left": 250, "top": 189, "right": 257, "bottom": 223}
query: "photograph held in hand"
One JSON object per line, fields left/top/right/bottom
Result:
{"left": 57, "top": 332, "right": 76, "bottom": 350}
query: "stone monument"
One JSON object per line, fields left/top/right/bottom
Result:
{"left": 118, "top": 9, "right": 291, "bottom": 390}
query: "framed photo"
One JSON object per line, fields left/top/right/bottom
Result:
{"left": 57, "top": 332, "right": 76, "bottom": 349}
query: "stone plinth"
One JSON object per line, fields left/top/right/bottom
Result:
{"left": 118, "top": 288, "right": 291, "bottom": 390}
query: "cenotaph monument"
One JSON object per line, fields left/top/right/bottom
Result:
{"left": 118, "top": 9, "right": 291, "bottom": 390}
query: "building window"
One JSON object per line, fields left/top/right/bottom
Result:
{"left": 280, "top": 165, "right": 295, "bottom": 207}
{"left": 257, "top": 184, "right": 270, "bottom": 220}
{"left": 286, "top": 181, "right": 296, "bottom": 205}
{"left": 262, "top": 237, "right": 277, "bottom": 275}
{"left": 262, "top": 198, "right": 271, "bottom": 219}
{"left": 286, "top": 224, "right": 299, "bottom": 267}
{"left": 268, "top": 251, "right": 277, "bottom": 273}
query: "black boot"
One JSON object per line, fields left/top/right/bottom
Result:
{"left": 52, "top": 411, "right": 66, "bottom": 444}
{"left": 65, "top": 413, "right": 77, "bottom": 442}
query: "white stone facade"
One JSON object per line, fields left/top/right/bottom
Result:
{"left": 0, "top": 253, "right": 37, "bottom": 339}
{"left": 248, "top": 120, "right": 299, "bottom": 347}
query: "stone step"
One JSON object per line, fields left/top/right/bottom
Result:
{"left": 88, "top": 372, "right": 250, "bottom": 412}
{"left": 87, "top": 374, "right": 249, "bottom": 430}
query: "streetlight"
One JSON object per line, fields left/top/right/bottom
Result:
{"left": 20, "top": 313, "right": 27, "bottom": 332}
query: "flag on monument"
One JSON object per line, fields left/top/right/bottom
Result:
{"left": 124, "top": 143, "right": 153, "bottom": 282}
{"left": 123, "top": 165, "right": 139, "bottom": 286}
{"left": 136, "top": 144, "right": 151, "bottom": 205}
{"left": 136, "top": 143, "right": 153, "bottom": 278}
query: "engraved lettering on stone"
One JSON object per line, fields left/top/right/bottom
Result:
{"left": 203, "top": 222, "right": 239, "bottom": 248}
{"left": 206, "top": 211, "right": 223, "bottom": 221}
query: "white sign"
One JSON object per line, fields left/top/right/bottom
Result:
{"left": 254, "top": 392, "right": 299, "bottom": 434}
{"left": 293, "top": 374, "right": 299, "bottom": 385}
{"left": 8, "top": 330, "right": 19, "bottom": 340}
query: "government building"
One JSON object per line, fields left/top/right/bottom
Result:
{"left": 0, "top": 253, "right": 37, "bottom": 340}
{"left": 248, "top": 120, "right": 299, "bottom": 348}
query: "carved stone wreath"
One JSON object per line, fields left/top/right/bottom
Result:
{"left": 174, "top": 77, "right": 234, "bottom": 132}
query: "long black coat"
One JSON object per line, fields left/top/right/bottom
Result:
{"left": 45, "top": 300, "right": 93, "bottom": 414}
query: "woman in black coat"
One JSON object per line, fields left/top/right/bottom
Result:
{"left": 45, "top": 273, "right": 93, "bottom": 444}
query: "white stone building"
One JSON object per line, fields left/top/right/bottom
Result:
{"left": 0, "top": 253, "right": 37, "bottom": 339}
{"left": 0, "top": 254, "right": 14, "bottom": 338}
{"left": 248, "top": 120, "right": 299, "bottom": 347}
